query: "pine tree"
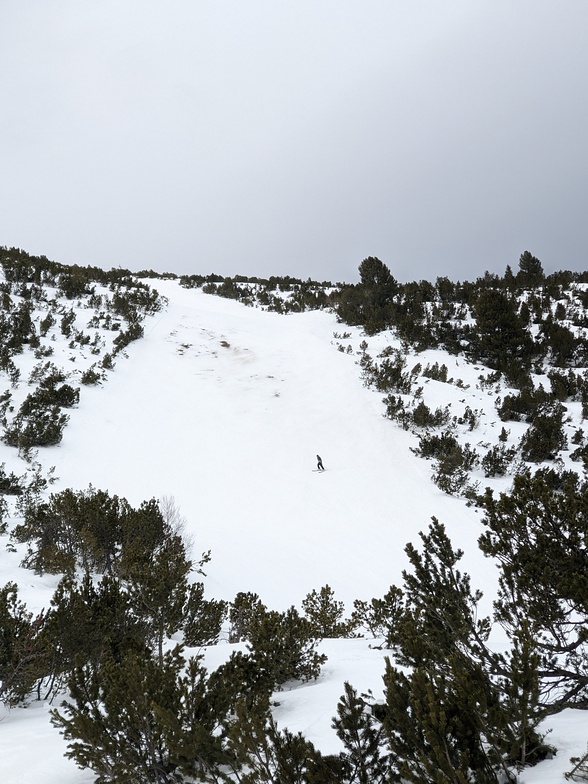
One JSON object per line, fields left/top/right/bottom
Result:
{"left": 540, "top": 316, "right": 577, "bottom": 366}
{"left": 121, "top": 521, "right": 193, "bottom": 663}
{"left": 381, "top": 659, "right": 501, "bottom": 784}
{"left": 495, "top": 621, "right": 552, "bottom": 769}
{"left": 228, "top": 591, "right": 265, "bottom": 643}
{"left": 519, "top": 401, "right": 567, "bottom": 462}
{"left": 182, "top": 581, "right": 227, "bottom": 648}
{"left": 398, "top": 519, "right": 492, "bottom": 668}
{"left": 46, "top": 573, "right": 148, "bottom": 684}
{"left": 351, "top": 585, "right": 405, "bottom": 641}
{"left": 0, "top": 582, "right": 50, "bottom": 705}
{"left": 302, "top": 584, "right": 354, "bottom": 638}
{"left": 51, "top": 646, "right": 226, "bottom": 783}
{"left": 358, "top": 256, "right": 398, "bottom": 334}
{"left": 517, "top": 251, "right": 544, "bottom": 287}
{"left": 479, "top": 472, "right": 588, "bottom": 710}
{"left": 12, "top": 486, "right": 127, "bottom": 575}
{"left": 372, "top": 519, "right": 548, "bottom": 782}
{"left": 226, "top": 699, "right": 344, "bottom": 783}
{"left": 473, "top": 289, "right": 533, "bottom": 379}
{"left": 246, "top": 605, "right": 327, "bottom": 691}
{"left": 337, "top": 257, "right": 398, "bottom": 335}
{"left": 333, "top": 681, "right": 389, "bottom": 783}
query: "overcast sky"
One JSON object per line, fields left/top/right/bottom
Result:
{"left": 1, "top": 1, "right": 587, "bottom": 284}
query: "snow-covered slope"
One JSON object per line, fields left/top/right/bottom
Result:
{"left": 0, "top": 278, "right": 586, "bottom": 783}
{"left": 43, "top": 280, "right": 493, "bottom": 610}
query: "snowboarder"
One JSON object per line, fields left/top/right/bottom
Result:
{"left": 316, "top": 454, "right": 325, "bottom": 471}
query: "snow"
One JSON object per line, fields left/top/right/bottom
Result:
{"left": 0, "top": 700, "right": 94, "bottom": 784}
{"left": 0, "top": 279, "right": 586, "bottom": 782}
{"left": 41, "top": 281, "right": 494, "bottom": 610}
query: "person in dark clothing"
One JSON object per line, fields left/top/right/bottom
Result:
{"left": 316, "top": 454, "right": 325, "bottom": 471}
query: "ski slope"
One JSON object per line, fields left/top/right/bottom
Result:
{"left": 42, "top": 280, "right": 492, "bottom": 610}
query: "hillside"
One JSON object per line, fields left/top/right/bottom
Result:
{"left": 2, "top": 249, "right": 588, "bottom": 782}
{"left": 43, "top": 279, "right": 495, "bottom": 610}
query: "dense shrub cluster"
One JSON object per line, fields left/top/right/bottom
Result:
{"left": 331, "top": 252, "right": 588, "bottom": 496}
{"left": 0, "top": 492, "right": 339, "bottom": 783}
{"left": 3, "top": 373, "right": 79, "bottom": 450}
{"left": 182, "top": 270, "right": 335, "bottom": 313}
{"left": 3, "top": 476, "right": 588, "bottom": 781}
{"left": 1, "top": 491, "right": 225, "bottom": 703}
{"left": 0, "top": 247, "right": 164, "bottom": 452}
{"left": 335, "top": 252, "right": 588, "bottom": 375}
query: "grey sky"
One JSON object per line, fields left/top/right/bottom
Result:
{"left": 1, "top": 1, "right": 587, "bottom": 284}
